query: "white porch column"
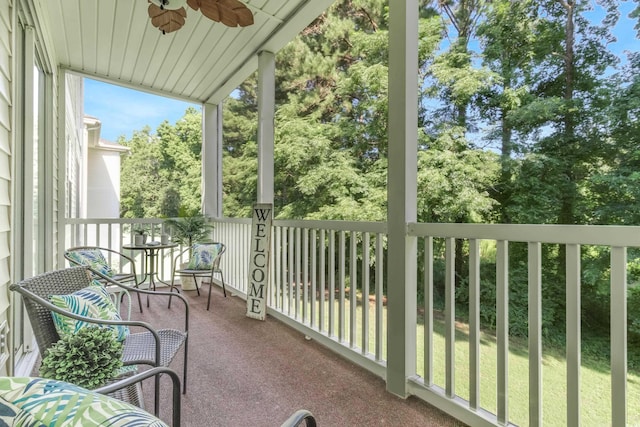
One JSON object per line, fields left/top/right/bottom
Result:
{"left": 256, "top": 51, "right": 275, "bottom": 204}
{"left": 202, "top": 103, "right": 223, "bottom": 217}
{"left": 386, "top": 0, "right": 419, "bottom": 397}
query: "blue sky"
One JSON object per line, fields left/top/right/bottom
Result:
{"left": 85, "top": 2, "right": 637, "bottom": 143}
{"left": 84, "top": 79, "right": 198, "bottom": 142}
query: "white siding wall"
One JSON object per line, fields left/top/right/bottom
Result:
{"left": 65, "top": 75, "right": 83, "bottom": 221}
{"left": 87, "top": 149, "right": 121, "bottom": 218}
{"left": 0, "top": 0, "right": 12, "bottom": 376}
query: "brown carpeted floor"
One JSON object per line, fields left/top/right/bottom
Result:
{"left": 130, "top": 285, "right": 466, "bottom": 427}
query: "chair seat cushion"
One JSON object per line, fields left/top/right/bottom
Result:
{"left": 186, "top": 244, "right": 219, "bottom": 270}
{"left": 49, "top": 280, "right": 129, "bottom": 341}
{"left": 0, "top": 377, "right": 167, "bottom": 426}
{"left": 66, "top": 249, "right": 115, "bottom": 277}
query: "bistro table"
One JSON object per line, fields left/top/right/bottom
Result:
{"left": 123, "top": 242, "right": 179, "bottom": 295}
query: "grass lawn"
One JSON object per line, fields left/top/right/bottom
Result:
{"left": 290, "top": 293, "right": 640, "bottom": 426}
{"left": 423, "top": 319, "right": 640, "bottom": 426}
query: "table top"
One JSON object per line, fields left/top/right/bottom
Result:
{"left": 123, "top": 242, "right": 179, "bottom": 251}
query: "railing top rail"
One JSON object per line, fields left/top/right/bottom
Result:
{"left": 215, "top": 217, "right": 387, "bottom": 233}
{"left": 273, "top": 219, "right": 386, "bottom": 233}
{"left": 409, "top": 222, "right": 640, "bottom": 247}
{"left": 64, "top": 218, "right": 640, "bottom": 247}
{"left": 64, "top": 218, "right": 164, "bottom": 225}
{"left": 211, "top": 217, "right": 252, "bottom": 225}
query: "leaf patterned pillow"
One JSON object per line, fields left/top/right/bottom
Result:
{"left": 0, "top": 377, "right": 168, "bottom": 426}
{"left": 0, "top": 393, "right": 36, "bottom": 426}
{"left": 186, "top": 244, "right": 220, "bottom": 270}
{"left": 66, "top": 249, "right": 115, "bottom": 277}
{"left": 49, "top": 280, "right": 129, "bottom": 342}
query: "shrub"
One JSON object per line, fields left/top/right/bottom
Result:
{"left": 39, "top": 326, "right": 124, "bottom": 389}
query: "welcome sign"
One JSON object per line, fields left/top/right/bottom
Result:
{"left": 246, "top": 203, "right": 273, "bottom": 320}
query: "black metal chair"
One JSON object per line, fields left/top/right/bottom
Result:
{"left": 169, "top": 242, "right": 227, "bottom": 310}
{"left": 10, "top": 266, "right": 189, "bottom": 417}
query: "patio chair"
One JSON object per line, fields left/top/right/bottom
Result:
{"left": 9, "top": 266, "right": 189, "bottom": 417}
{"left": 168, "top": 242, "right": 227, "bottom": 310}
{"left": 0, "top": 367, "right": 180, "bottom": 427}
{"left": 65, "top": 246, "right": 143, "bottom": 313}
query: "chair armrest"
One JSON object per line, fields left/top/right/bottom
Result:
{"left": 96, "top": 271, "right": 190, "bottom": 333}
{"left": 95, "top": 367, "right": 181, "bottom": 427}
{"left": 171, "top": 247, "right": 191, "bottom": 274}
{"left": 281, "top": 410, "right": 317, "bottom": 427}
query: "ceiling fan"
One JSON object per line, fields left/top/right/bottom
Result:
{"left": 148, "top": 0, "right": 254, "bottom": 34}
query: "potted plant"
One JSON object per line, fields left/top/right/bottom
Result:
{"left": 39, "top": 326, "right": 124, "bottom": 389}
{"left": 163, "top": 214, "right": 214, "bottom": 249}
{"left": 132, "top": 225, "right": 148, "bottom": 245}
{"left": 164, "top": 212, "right": 215, "bottom": 290}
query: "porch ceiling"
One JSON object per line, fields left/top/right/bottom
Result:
{"left": 42, "top": 0, "right": 334, "bottom": 104}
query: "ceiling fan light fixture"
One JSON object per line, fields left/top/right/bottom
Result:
{"left": 149, "top": 0, "right": 187, "bottom": 10}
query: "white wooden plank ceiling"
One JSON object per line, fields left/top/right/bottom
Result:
{"left": 41, "top": 0, "right": 334, "bottom": 104}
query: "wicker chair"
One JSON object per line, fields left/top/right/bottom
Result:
{"left": 64, "top": 246, "right": 143, "bottom": 313}
{"left": 169, "top": 242, "right": 227, "bottom": 310}
{"left": 9, "top": 266, "right": 189, "bottom": 417}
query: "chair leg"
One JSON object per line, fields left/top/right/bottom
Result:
{"left": 220, "top": 271, "right": 227, "bottom": 297}
{"left": 183, "top": 336, "right": 188, "bottom": 394}
{"left": 135, "top": 290, "right": 143, "bottom": 313}
{"left": 154, "top": 375, "right": 160, "bottom": 416}
{"left": 168, "top": 276, "right": 176, "bottom": 309}
{"left": 207, "top": 271, "right": 226, "bottom": 310}
{"left": 193, "top": 274, "right": 200, "bottom": 296}
{"left": 129, "top": 279, "right": 144, "bottom": 313}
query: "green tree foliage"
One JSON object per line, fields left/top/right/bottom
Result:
{"left": 120, "top": 127, "right": 165, "bottom": 218}
{"left": 120, "top": 108, "right": 203, "bottom": 218}
{"left": 119, "top": 0, "right": 639, "bottom": 350}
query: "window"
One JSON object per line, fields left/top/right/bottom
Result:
{"left": 12, "top": 17, "right": 51, "bottom": 375}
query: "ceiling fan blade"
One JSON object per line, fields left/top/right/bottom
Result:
{"left": 186, "top": 0, "right": 201, "bottom": 11}
{"left": 199, "top": 0, "right": 254, "bottom": 27}
{"left": 234, "top": 7, "right": 254, "bottom": 27}
{"left": 199, "top": 0, "right": 221, "bottom": 23}
{"left": 148, "top": 3, "right": 187, "bottom": 33}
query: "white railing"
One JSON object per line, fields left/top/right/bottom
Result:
{"left": 407, "top": 223, "right": 640, "bottom": 427}
{"left": 62, "top": 218, "right": 640, "bottom": 426}
{"left": 62, "top": 218, "right": 182, "bottom": 283}
{"left": 211, "top": 217, "right": 388, "bottom": 377}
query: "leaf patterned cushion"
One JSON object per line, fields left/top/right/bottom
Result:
{"left": 49, "top": 280, "right": 129, "bottom": 342}
{"left": 0, "top": 377, "right": 168, "bottom": 426}
{"left": 66, "top": 249, "right": 115, "bottom": 277}
{"left": 0, "top": 393, "right": 36, "bottom": 426}
{"left": 186, "top": 244, "right": 219, "bottom": 270}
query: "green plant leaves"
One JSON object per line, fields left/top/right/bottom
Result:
{"left": 39, "top": 327, "right": 124, "bottom": 390}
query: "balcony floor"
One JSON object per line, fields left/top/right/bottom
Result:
{"left": 137, "top": 285, "right": 465, "bottom": 426}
